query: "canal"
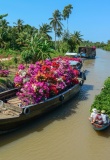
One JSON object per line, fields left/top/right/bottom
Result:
{"left": 0, "top": 48, "right": 110, "bottom": 160}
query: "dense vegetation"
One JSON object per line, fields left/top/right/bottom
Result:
{"left": 0, "top": 5, "right": 99, "bottom": 62}
{"left": 90, "top": 77, "right": 110, "bottom": 117}
{"left": 0, "top": 4, "right": 110, "bottom": 89}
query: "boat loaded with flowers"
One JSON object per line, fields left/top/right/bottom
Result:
{"left": 0, "top": 56, "right": 86, "bottom": 134}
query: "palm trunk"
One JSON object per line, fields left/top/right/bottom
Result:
{"left": 67, "top": 18, "right": 69, "bottom": 33}
{"left": 55, "top": 30, "right": 56, "bottom": 50}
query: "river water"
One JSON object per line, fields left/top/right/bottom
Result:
{"left": 0, "top": 48, "right": 110, "bottom": 160}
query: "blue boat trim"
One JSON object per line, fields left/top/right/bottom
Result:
{"left": 92, "top": 122, "right": 110, "bottom": 131}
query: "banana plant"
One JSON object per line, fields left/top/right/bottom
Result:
{"left": 22, "top": 33, "right": 54, "bottom": 63}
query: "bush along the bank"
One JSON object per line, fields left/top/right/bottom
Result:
{"left": 91, "top": 77, "right": 110, "bottom": 117}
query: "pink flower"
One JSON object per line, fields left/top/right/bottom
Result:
{"left": 14, "top": 56, "right": 80, "bottom": 106}
{"left": 18, "top": 64, "right": 25, "bottom": 70}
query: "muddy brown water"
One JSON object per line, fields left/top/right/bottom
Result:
{"left": 0, "top": 48, "right": 110, "bottom": 160}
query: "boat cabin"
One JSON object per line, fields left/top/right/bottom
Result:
{"left": 69, "top": 60, "right": 82, "bottom": 70}
{"left": 65, "top": 52, "right": 78, "bottom": 57}
{"left": 65, "top": 53, "right": 82, "bottom": 69}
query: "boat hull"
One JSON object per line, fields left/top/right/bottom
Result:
{"left": 92, "top": 123, "right": 110, "bottom": 131}
{"left": 0, "top": 84, "right": 81, "bottom": 134}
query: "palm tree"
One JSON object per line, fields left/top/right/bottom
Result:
{"left": 71, "top": 31, "right": 83, "bottom": 45}
{"left": 56, "top": 27, "right": 63, "bottom": 40}
{"left": 67, "top": 31, "right": 83, "bottom": 52}
{"left": 9, "top": 26, "right": 18, "bottom": 49}
{"left": 62, "top": 4, "right": 73, "bottom": 32}
{"left": 49, "top": 10, "right": 63, "bottom": 49}
{"left": 13, "top": 19, "right": 24, "bottom": 33}
{"left": 0, "top": 14, "right": 8, "bottom": 19}
{"left": 55, "top": 27, "right": 63, "bottom": 51}
{"left": 62, "top": 30, "right": 70, "bottom": 42}
{"left": 0, "top": 19, "right": 9, "bottom": 28}
{"left": 24, "top": 25, "right": 38, "bottom": 36}
{"left": 107, "top": 40, "right": 110, "bottom": 44}
{"left": 13, "top": 19, "right": 25, "bottom": 50}
{"left": 0, "top": 19, "right": 9, "bottom": 48}
{"left": 39, "top": 23, "right": 52, "bottom": 40}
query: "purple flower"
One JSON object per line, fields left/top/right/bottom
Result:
{"left": 18, "top": 64, "right": 25, "bottom": 70}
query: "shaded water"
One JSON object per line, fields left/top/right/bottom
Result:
{"left": 0, "top": 48, "right": 110, "bottom": 160}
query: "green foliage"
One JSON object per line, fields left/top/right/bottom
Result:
{"left": 51, "top": 50, "right": 64, "bottom": 58}
{"left": 57, "top": 41, "right": 70, "bottom": 53}
{"left": 22, "top": 33, "right": 54, "bottom": 63}
{"left": 103, "top": 44, "right": 110, "bottom": 51}
{"left": 91, "top": 77, "right": 110, "bottom": 116}
{"left": 1, "top": 59, "right": 13, "bottom": 69}
{"left": 21, "top": 50, "right": 33, "bottom": 64}
{"left": 0, "top": 14, "right": 8, "bottom": 19}
{"left": 0, "top": 78, "right": 6, "bottom": 84}
{"left": 13, "top": 56, "right": 18, "bottom": 64}
{"left": 0, "top": 49, "right": 19, "bottom": 57}
{"left": 0, "top": 77, "right": 14, "bottom": 89}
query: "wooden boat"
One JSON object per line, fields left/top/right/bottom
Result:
{"left": 77, "top": 46, "right": 96, "bottom": 59}
{"left": 91, "top": 122, "right": 110, "bottom": 131}
{"left": 0, "top": 78, "right": 84, "bottom": 134}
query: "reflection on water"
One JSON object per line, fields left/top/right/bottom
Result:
{"left": 0, "top": 49, "right": 110, "bottom": 160}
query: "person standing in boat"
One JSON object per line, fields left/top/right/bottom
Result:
{"left": 101, "top": 110, "right": 109, "bottom": 124}
{"left": 91, "top": 110, "right": 103, "bottom": 125}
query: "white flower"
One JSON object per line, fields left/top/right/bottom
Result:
{"left": 23, "top": 77, "right": 30, "bottom": 83}
{"left": 57, "top": 77, "right": 63, "bottom": 82}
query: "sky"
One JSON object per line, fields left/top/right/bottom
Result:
{"left": 0, "top": 0, "right": 110, "bottom": 43}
